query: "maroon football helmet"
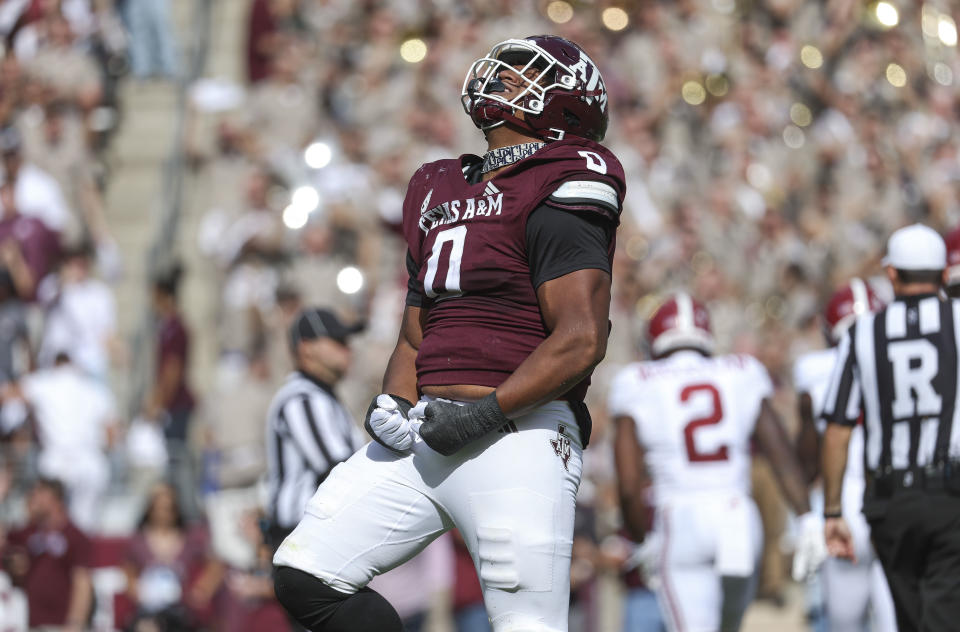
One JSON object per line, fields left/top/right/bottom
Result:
{"left": 461, "top": 35, "right": 609, "bottom": 142}
{"left": 946, "top": 226, "right": 960, "bottom": 292}
{"left": 823, "top": 278, "right": 884, "bottom": 345}
{"left": 647, "top": 293, "right": 714, "bottom": 358}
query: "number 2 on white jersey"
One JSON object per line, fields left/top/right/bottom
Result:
{"left": 680, "top": 383, "right": 729, "bottom": 463}
{"left": 424, "top": 225, "right": 467, "bottom": 298}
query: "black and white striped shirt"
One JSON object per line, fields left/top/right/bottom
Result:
{"left": 823, "top": 294, "right": 960, "bottom": 472}
{"left": 265, "top": 371, "right": 364, "bottom": 529}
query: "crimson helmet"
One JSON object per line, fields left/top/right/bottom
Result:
{"left": 647, "top": 293, "right": 714, "bottom": 358}
{"left": 946, "top": 226, "right": 960, "bottom": 288}
{"left": 460, "top": 35, "right": 609, "bottom": 142}
{"left": 823, "top": 278, "right": 883, "bottom": 345}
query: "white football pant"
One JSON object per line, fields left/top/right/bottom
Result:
{"left": 274, "top": 400, "right": 582, "bottom": 632}
{"left": 652, "top": 493, "right": 762, "bottom": 632}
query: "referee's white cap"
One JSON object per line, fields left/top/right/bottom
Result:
{"left": 883, "top": 223, "right": 947, "bottom": 271}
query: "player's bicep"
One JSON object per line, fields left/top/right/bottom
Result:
{"left": 536, "top": 268, "right": 611, "bottom": 352}
{"left": 396, "top": 304, "right": 427, "bottom": 352}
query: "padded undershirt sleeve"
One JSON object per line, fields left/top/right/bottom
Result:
{"left": 404, "top": 250, "right": 431, "bottom": 307}
{"left": 526, "top": 203, "right": 613, "bottom": 289}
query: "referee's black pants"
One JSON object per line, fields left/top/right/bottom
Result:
{"left": 867, "top": 491, "right": 960, "bottom": 632}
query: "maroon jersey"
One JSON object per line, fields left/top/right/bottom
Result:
{"left": 402, "top": 138, "right": 625, "bottom": 400}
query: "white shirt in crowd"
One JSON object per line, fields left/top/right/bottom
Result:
{"left": 1, "top": 163, "right": 71, "bottom": 232}
{"left": 21, "top": 363, "right": 117, "bottom": 531}
{"left": 37, "top": 274, "right": 116, "bottom": 378}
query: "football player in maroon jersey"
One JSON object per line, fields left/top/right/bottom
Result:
{"left": 273, "top": 35, "right": 625, "bottom": 632}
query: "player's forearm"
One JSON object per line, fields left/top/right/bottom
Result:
{"left": 755, "top": 402, "right": 811, "bottom": 515}
{"left": 822, "top": 423, "right": 852, "bottom": 514}
{"left": 613, "top": 416, "right": 649, "bottom": 541}
{"left": 796, "top": 394, "right": 821, "bottom": 484}
{"left": 494, "top": 323, "right": 606, "bottom": 416}
{"left": 381, "top": 339, "right": 420, "bottom": 404}
{"left": 381, "top": 306, "right": 424, "bottom": 403}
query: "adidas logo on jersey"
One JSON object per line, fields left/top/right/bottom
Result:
{"left": 418, "top": 190, "right": 504, "bottom": 233}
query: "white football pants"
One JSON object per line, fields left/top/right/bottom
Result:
{"left": 652, "top": 492, "right": 762, "bottom": 632}
{"left": 274, "top": 400, "right": 583, "bottom": 632}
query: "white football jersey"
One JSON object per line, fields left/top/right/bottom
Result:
{"left": 793, "top": 347, "right": 865, "bottom": 513}
{"left": 608, "top": 351, "right": 773, "bottom": 503}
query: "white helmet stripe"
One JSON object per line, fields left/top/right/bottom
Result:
{"left": 850, "top": 278, "right": 868, "bottom": 314}
{"left": 676, "top": 292, "right": 694, "bottom": 332}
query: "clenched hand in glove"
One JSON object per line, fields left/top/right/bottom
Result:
{"left": 364, "top": 394, "right": 417, "bottom": 453}
{"left": 419, "top": 392, "right": 512, "bottom": 456}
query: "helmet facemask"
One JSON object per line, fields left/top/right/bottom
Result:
{"left": 461, "top": 39, "right": 588, "bottom": 141}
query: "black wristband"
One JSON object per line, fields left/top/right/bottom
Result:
{"left": 823, "top": 510, "right": 842, "bottom": 519}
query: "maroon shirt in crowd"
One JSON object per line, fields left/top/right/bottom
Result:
{"left": 157, "top": 313, "right": 195, "bottom": 413}
{"left": 246, "top": 0, "right": 276, "bottom": 83}
{"left": 6, "top": 521, "right": 91, "bottom": 626}
{"left": 0, "top": 213, "right": 60, "bottom": 296}
{"left": 401, "top": 138, "right": 625, "bottom": 401}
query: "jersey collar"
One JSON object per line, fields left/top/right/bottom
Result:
{"left": 296, "top": 370, "right": 337, "bottom": 397}
{"left": 480, "top": 141, "right": 545, "bottom": 174}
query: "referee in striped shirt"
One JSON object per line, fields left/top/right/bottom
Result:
{"left": 265, "top": 307, "right": 365, "bottom": 551}
{"left": 822, "top": 224, "right": 960, "bottom": 631}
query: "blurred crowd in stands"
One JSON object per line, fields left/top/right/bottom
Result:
{"left": 0, "top": 0, "right": 959, "bottom": 629}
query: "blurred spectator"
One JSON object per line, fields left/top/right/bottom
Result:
{"left": 0, "top": 181, "right": 59, "bottom": 301}
{"left": 9, "top": 351, "right": 118, "bottom": 532}
{"left": 0, "top": 268, "right": 31, "bottom": 386}
{"left": 122, "top": 482, "right": 224, "bottom": 630}
{"left": 0, "top": 55, "right": 26, "bottom": 128}
{"left": 369, "top": 534, "right": 454, "bottom": 632}
{"left": 19, "top": 99, "right": 110, "bottom": 247}
{"left": 4, "top": 477, "right": 93, "bottom": 630}
{"left": 120, "top": 0, "right": 178, "bottom": 79}
{"left": 451, "top": 530, "right": 491, "bottom": 632}
{"left": 0, "top": 125, "right": 71, "bottom": 236}
{"left": 207, "top": 167, "right": 287, "bottom": 355}
{"left": 146, "top": 265, "right": 197, "bottom": 520}
{"left": 246, "top": 0, "right": 305, "bottom": 84}
{"left": 22, "top": 11, "right": 103, "bottom": 111}
{"left": 245, "top": 39, "right": 319, "bottom": 156}
{"left": 197, "top": 349, "right": 274, "bottom": 490}
{"left": 147, "top": 264, "right": 195, "bottom": 444}
{"left": 36, "top": 241, "right": 116, "bottom": 378}
{"left": 214, "top": 509, "right": 290, "bottom": 632}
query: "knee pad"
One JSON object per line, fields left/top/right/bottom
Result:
{"left": 274, "top": 566, "right": 403, "bottom": 632}
{"left": 471, "top": 489, "right": 559, "bottom": 593}
{"left": 274, "top": 565, "right": 349, "bottom": 614}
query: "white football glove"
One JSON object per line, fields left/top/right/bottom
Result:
{"left": 365, "top": 394, "right": 416, "bottom": 453}
{"left": 792, "top": 512, "right": 828, "bottom": 582}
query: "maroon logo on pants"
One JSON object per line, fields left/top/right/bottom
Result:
{"left": 550, "top": 424, "right": 572, "bottom": 471}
